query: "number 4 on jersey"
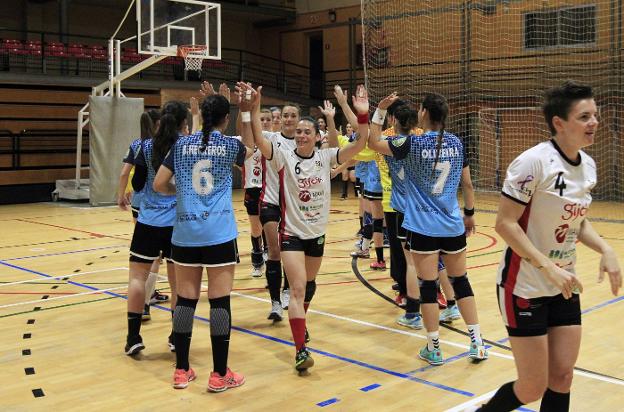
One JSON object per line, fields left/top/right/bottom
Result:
{"left": 555, "top": 172, "right": 566, "bottom": 196}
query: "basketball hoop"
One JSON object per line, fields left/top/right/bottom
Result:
{"left": 178, "top": 45, "right": 207, "bottom": 72}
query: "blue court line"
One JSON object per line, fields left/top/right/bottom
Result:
{"left": 317, "top": 398, "right": 339, "bottom": 407}
{"left": 0, "top": 259, "right": 475, "bottom": 399}
{"left": 3, "top": 245, "right": 126, "bottom": 261}
{"left": 360, "top": 383, "right": 381, "bottom": 392}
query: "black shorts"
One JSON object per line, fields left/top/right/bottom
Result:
{"left": 280, "top": 234, "right": 325, "bottom": 257}
{"left": 244, "top": 188, "right": 261, "bottom": 216}
{"left": 171, "top": 239, "right": 240, "bottom": 267}
{"left": 347, "top": 166, "right": 355, "bottom": 171}
{"left": 259, "top": 202, "right": 281, "bottom": 226}
{"left": 497, "top": 286, "right": 581, "bottom": 337}
{"left": 129, "top": 222, "right": 173, "bottom": 263}
{"left": 396, "top": 211, "right": 407, "bottom": 240}
{"left": 404, "top": 230, "right": 467, "bottom": 254}
{"left": 363, "top": 190, "right": 383, "bottom": 201}
{"left": 131, "top": 206, "right": 139, "bottom": 219}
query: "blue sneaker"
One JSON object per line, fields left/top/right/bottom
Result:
{"left": 469, "top": 341, "right": 488, "bottom": 361}
{"left": 439, "top": 305, "right": 461, "bottom": 323}
{"left": 396, "top": 313, "right": 423, "bottom": 329}
{"left": 419, "top": 345, "right": 444, "bottom": 366}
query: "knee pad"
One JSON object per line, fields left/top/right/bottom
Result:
{"left": 362, "top": 224, "right": 373, "bottom": 239}
{"left": 450, "top": 274, "right": 474, "bottom": 300}
{"left": 373, "top": 218, "right": 384, "bottom": 233}
{"left": 304, "top": 280, "right": 317, "bottom": 302}
{"left": 418, "top": 278, "right": 439, "bottom": 304}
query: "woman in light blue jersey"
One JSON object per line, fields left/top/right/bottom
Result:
{"left": 367, "top": 92, "right": 487, "bottom": 366}
{"left": 154, "top": 91, "right": 252, "bottom": 392}
{"left": 124, "top": 101, "right": 185, "bottom": 358}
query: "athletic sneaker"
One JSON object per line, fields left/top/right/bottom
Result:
{"left": 295, "top": 348, "right": 314, "bottom": 371}
{"left": 394, "top": 294, "right": 407, "bottom": 307}
{"left": 391, "top": 282, "right": 400, "bottom": 291}
{"left": 437, "top": 289, "right": 448, "bottom": 309}
{"left": 350, "top": 247, "right": 370, "bottom": 258}
{"left": 173, "top": 367, "right": 196, "bottom": 389}
{"left": 396, "top": 313, "right": 423, "bottom": 329}
{"left": 469, "top": 342, "right": 489, "bottom": 361}
{"left": 124, "top": 337, "right": 145, "bottom": 356}
{"left": 383, "top": 234, "right": 390, "bottom": 248}
{"left": 263, "top": 248, "right": 268, "bottom": 262}
{"left": 207, "top": 368, "right": 245, "bottom": 392}
{"left": 141, "top": 304, "right": 151, "bottom": 321}
{"left": 281, "top": 289, "right": 290, "bottom": 310}
{"left": 150, "top": 289, "right": 169, "bottom": 305}
{"left": 167, "top": 333, "right": 176, "bottom": 352}
{"left": 251, "top": 265, "right": 263, "bottom": 278}
{"left": 267, "top": 300, "right": 283, "bottom": 321}
{"left": 419, "top": 345, "right": 444, "bottom": 366}
{"left": 304, "top": 327, "right": 310, "bottom": 343}
{"left": 370, "top": 260, "right": 386, "bottom": 270}
{"left": 439, "top": 305, "right": 461, "bottom": 323}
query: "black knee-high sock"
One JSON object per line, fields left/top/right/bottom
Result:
{"left": 261, "top": 232, "right": 267, "bottom": 252}
{"left": 478, "top": 381, "right": 523, "bottom": 412}
{"left": 251, "top": 235, "right": 262, "bottom": 253}
{"left": 173, "top": 295, "right": 198, "bottom": 371}
{"left": 127, "top": 312, "right": 142, "bottom": 342}
{"left": 209, "top": 295, "right": 231, "bottom": 376}
{"left": 265, "top": 260, "right": 282, "bottom": 302}
{"left": 375, "top": 247, "right": 384, "bottom": 262}
{"left": 341, "top": 180, "right": 348, "bottom": 196}
{"left": 359, "top": 216, "right": 363, "bottom": 231}
{"left": 283, "top": 268, "right": 290, "bottom": 290}
{"left": 539, "top": 388, "right": 570, "bottom": 412}
{"left": 405, "top": 296, "right": 420, "bottom": 316}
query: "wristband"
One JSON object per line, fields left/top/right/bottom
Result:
{"left": 463, "top": 207, "right": 475, "bottom": 216}
{"left": 372, "top": 108, "right": 387, "bottom": 125}
{"left": 357, "top": 113, "right": 369, "bottom": 124}
{"left": 241, "top": 111, "right": 251, "bottom": 123}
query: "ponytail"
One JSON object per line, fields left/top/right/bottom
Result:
{"left": 151, "top": 101, "right": 187, "bottom": 171}
{"left": 200, "top": 95, "right": 230, "bottom": 152}
{"left": 431, "top": 125, "right": 445, "bottom": 179}
{"left": 420, "top": 93, "right": 448, "bottom": 181}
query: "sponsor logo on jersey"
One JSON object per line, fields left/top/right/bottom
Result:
{"left": 548, "top": 248, "right": 576, "bottom": 260}
{"left": 554, "top": 224, "right": 569, "bottom": 243}
{"left": 391, "top": 137, "right": 407, "bottom": 147}
{"left": 253, "top": 167, "right": 261, "bottom": 176}
{"left": 516, "top": 175, "right": 534, "bottom": 197}
{"left": 317, "top": 235, "right": 325, "bottom": 245}
{"left": 298, "top": 176, "right": 323, "bottom": 189}
{"left": 299, "top": 190, "right": 311, "bottom": 202}
{"left": 516, "top": 297, "right": 531, "bottom": 310}
{"left": 561, "top": 202, "right": 588, "bottom": 221}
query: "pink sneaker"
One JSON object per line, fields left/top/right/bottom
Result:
{"left": 208, "top": 368, "right": 245, "bottom": 392}
{"left": 395, "top": 294, "right": 406, "bottom": 307}
{"left": 173, "top": 368, "right": 196, "bottom": 389}
{"left": 370, "top": 260, "right": 386, "bottom": 270}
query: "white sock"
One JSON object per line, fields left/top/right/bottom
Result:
{"left": 144, "top": 272, "right": 159, "bottom": 305}
{"left": 427, "top": 331, "right": 440, "bottom": 351}
{"left": 467, "top": 324, "right": 482, "bottom": 345}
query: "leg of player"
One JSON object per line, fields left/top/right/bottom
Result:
{"left": 165, "top": 260, "right": 177, "bottom": 351}
{"left": 125, "top": 260, "right": 152, "bottom": 355}
{"left": 442, "top": 251, "right": 488, "bottom": 361}
{"left": 206, "top": 264, "right": 245, "bottom": 392}
{"left": 249, "top": 214, "right": 264, "bottom": 278}
{"left": 370, "top": 199, "right": 385, "bottom": 269}
{"left": 397, "top": 242, "right": 422, "bottom": 329}
{"left": 142, "top": 259, "right": 161, "bottom": 321}
{"left": 263, "top": 219, "right": 283, "bottom": 321}
{"left": 340, "top": 169, "right": 349, "bottom": 200}
{"left": 438, "top": 265, "right": 461, "bottom": 322}
{"left": 171, "top": 264, "right": 202, "bottom": 389}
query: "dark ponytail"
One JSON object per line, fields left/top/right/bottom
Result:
{"left": 393, "top": 105, "right": 417, "bottom": 135}
{"left": 151, "top": 101, "right": 187, "bottom": 171}
{"left": 421, "top": 93, "right": 448, "bottom": 178}
{"left": 200, "top": 95, "right": 230, "bottom": 152}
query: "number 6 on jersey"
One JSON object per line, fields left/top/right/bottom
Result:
{"left": 192, "top": 159, "right": 214, "bottom": 195}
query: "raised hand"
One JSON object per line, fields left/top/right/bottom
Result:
{"left": 218, "top": 83, "right": 231, "bottom": 102}
{"left": 378, "top": 92, "right": 399, "bottom": 110}
{"left": 333, "top": 85, "right": 348, "bottom": 107}
{"left": 199, "top": 81, "right": 216, "bottom": 97}
{"left": 318, "top": 100, "right": 336, "bottom": 119}
{"left": 189, "top": 96, "right": 199, "bottom": 116}
{"left": 352, "top": 84, "right": 369, "bottom": 115}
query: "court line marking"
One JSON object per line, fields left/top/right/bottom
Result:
{"left": 0, "top": 267, "right": 127, "bottom": 288}
{"left": 0, "top": 286, "right": 128, "bottom": 309}
{"left": 3, "top": 245, "right": 127, "bottom": 261}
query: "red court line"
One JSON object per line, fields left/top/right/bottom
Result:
{"left": 466, "top": 231, "right": 498, "bottom": 254}
{"left": 16, "top": 219, "right": 130, "bottom": 241}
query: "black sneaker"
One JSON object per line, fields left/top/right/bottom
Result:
{"left": 304, "top": 328, "right": 310, "bottom": 343}
{"left": 125, "top": 336, "right": 145, "bottom": 356}
{"left": 149, "top": 289, "right": 169, "bottom": 305}
{"left": 295, "top": 348, "right": 314, "bottom": 371}
{"left": 141, "top": 304, "right": 151, "bottom": 321}
{"left": 391, "top": 283, "right": 400, "bottom": 291}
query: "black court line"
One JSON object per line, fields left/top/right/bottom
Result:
{"left": 0, "top": 236, "right": 92, "bottom": 250}
{"left": 51, "top": 285, "right": 58, "bottom": 289}
{"left": 23, "top": 333, "right": 31, "bottom": 339}
{"left": 32, "top": 388, "right": 45, "bottom": 398}
{"left": 22, "top": 349, "right": 31, "bottom": 356}
{"left": 25, "top": 367, "right": 35, "bottom": 375}
{"left": 0, "top": 296, "right": 116, "bottom": 320}
{"left": 27, "top": 319, "right": 35, "bottom": 324}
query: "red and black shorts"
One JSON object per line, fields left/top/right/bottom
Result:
{"left": 404, "top": 230, "right": 467, "bottom": 254}
{"left": 259, "top": 201, "right": 281, "bottom": 226}
{"left": 171, "top": 239, "right": 240, "bottom": 267}
{"left": 244, "top": 187, "right": 262, "bottom": 216}
{"left": 497, "top": 285, "right": 581, "bottom": 337}
{"left": 129, "top": 222, "right": 173, "bottom": 263}
{"left": 280, "top": 234, "right": 325, "bottom": 257}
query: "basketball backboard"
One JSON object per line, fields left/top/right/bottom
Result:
{"left": 137, "top": 0, "right": 221, "bottom": 59}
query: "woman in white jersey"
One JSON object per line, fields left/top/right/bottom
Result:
{"left": 154, "top": 91, "right": 252, "bottom": 392}
{"left": 246, "top": 83, "right": 367, "bottom": 372}
{"left": 474, "top": 82, "right": 622, "bottom": 412}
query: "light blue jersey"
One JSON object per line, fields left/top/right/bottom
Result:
{"left": 355, "top": 160, "right": 369, "bottom": 180}
{"left": 123, "top": 138, "right": 144, "bottom": 209}
{"left": 365, "top": 160, "right": 383, "bottom": 194}
{"left": 385, "top": 135, "right": 407, "bottom": 213}
{"left": 135, "top": 139, "right": 177, "bottom": 227}
{"left": 389, "top": 131, "right": 466, "bottom": 237}
{"left": 162, "top": 131, "right": 246, "bottom": 247}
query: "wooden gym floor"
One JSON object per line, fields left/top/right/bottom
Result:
{"left": 1, "top": 191, "right": 622, "bottom": 411}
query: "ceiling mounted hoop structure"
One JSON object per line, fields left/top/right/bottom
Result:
{"left": 178, "top": 45, "right": 208, "bottom": 71}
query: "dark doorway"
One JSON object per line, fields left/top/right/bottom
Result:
{"left": 308, "top": 32, "right": 323, "bottom": 99}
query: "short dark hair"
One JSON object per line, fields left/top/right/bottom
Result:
{"left": 387, "top": 98, "right": 407, "bottom": 116}
{"left": 543, "top": 81, "right": 593, "bottom": 135}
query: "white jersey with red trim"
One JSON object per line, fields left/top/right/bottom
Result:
{"left": 268, "top": 145, "right": 339, "bottom": 239}
{"left": 242, "top": 146, "right": 263, "bottom": 189}
{"left": 260, "top": 131, "right": 296, "bottom": 205}
{"left": 497, "top": 139, "right": 597, "bottom": 298}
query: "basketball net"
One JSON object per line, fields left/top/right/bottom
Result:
{"left": 178, "top": 45, "right": 207, "bottom": 72}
